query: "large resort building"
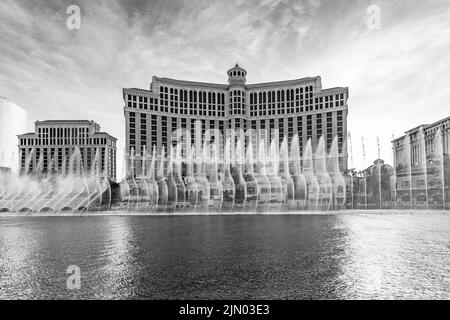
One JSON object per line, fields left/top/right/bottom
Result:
{"left": 123, "top": 64, "right": 349, "bottom": 176}
{"left": 18, "top": 120, "right": 117, "bottom": 182}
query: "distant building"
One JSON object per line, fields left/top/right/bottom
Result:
{"left": 0, "top": 97, "right": 27, "bottom": 173}
{"left": 345, "top": 159, "right": 394, "bottom": 209}
{"left": 365, "top": 159, "right": 395, "bottom": 206}
{"left": 18, "top": 120, "right": 118, "bottom": 181}
{"left": 393, "top": 116, "right": 450, "bottom": 207}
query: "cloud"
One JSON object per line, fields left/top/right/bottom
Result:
{"left": 0, "top": 0, "right": 449, "bottom": 177}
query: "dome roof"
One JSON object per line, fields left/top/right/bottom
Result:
{"left": 227, "top": 63, "right": 247, "bottom": 85}
{"left": 227, "top": 63, "right": 246, "bottom": 74}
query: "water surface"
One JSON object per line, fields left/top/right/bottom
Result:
{"left": 0, "top": 214, "right": 449, "bottom": 299}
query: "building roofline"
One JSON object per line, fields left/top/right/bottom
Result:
{"left": 392, "top": 115, "right": 450, "bottom": 143}
{"left": 17, "top": 132, "right": 35, "bottom": 137}
{"left": 392, "top": 136, "right": 405, "bottom": 142}
{"left": 427, "top": 115, "right": 450, "bottom": 129}
{"left": 17, "top": 131, "right": 117, "bottom": 141}
{"left": 396, "top": 115, "right": 450, "bottom": 138}
{"left": 94, "top": 132, "right": 118, "bottom": 141}
{"left": 406, "top": 124, "right": 428, "bottom": 134}
{"left": 315, "top": 87, "right": 349, "bottom": 97}
{"left": 124, "top": 88, "right": 152, "bottom": 93}
{"left": 123, "top": 88, "right": 154, "bottom": 99}
{"left": 246, "top": 77, "right": 320, "bottom": 89}
{"left": 150, "top": 76, "right": 322, "bottom": 90}
{"left": 154, "top": 77, "right": 229, "bottom": 89}
{"left": 36, "top": 120, "right": 98, "bottom": 124}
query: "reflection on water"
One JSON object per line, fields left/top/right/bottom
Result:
{"left": 0, "top": 214, "right": 449, "bottom": 300}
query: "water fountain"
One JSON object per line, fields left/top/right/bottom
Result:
{"left": 195, "top": 142, "right": 211, "bottom": 211}
{"left": 0, "top": 128, "right": 395, "bottom": 215}
{"left": 267, "top": 137, "right": 285, "bottom": 211}
{"left": 222, "top": 138, "right": 235, "bottom": 212}
{"left": 328, "top": 136, "right": 346, "bottom": 211}
{"left": 127, "top": 147, "right": 140, "bottom": 211}
{"left": 303, "top": 139, "right": 319, "bottom": 210}
{"left": 391, "top": 133, "right": 398, "bottom": 212}
{"left": 234, "top": 139, "right": 248, "bottom": 210}
{"left": 147, "top": 146, "right": 160, "bottom": 211}
{"left": 376, "top": 137, "right": 383, "bottom": 210}
{"left": 166, "top": 146, "right": 178, "bottom": 211}
{"left": 208, "top": 142, "right": 223, "bottom": 212}
{"left": 184, "top": 144, "right": 199, "bottom": 211}
{"left": 119, "top": 150, "right": 131, "bottom": 210}
{"left": 404, "top": 134, "right": 414, "bottom": 210}
{"left": 279, "top": 137, "right": 295, "bottom": 211}
{"left": 347, "top": 132, "right": 355, "bottom": 210}
{"left": 417, "top": 128, "right": 429, "bottom": 212}
{"left": 0, "top": 145, "right": 110, "bottom": 214}
{"left": 156, "top": 146, "right": 168, "bottom": 211}
{"left": 174, "top": 144, "right": 186, "bottom": 211}
{"left": 255, "top": 138, "right": 271, "bottom": 212}
{"left": 314, "top": 136, "right": 333, "bottom": 211}
{"left": 361, "top": 137, "right": 368, "bottom": 210}
{"left": 290, "top": 134, "right": 307, "bottom": 210}
{"left": 434, "top": 127, "right": 446, "bottom": 212}
{"left": 134, "top": 147, "right": 150, "bottom": 212}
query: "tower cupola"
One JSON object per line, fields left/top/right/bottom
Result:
{"left": 227, "top": 63, "right": 247, "bottom": 86}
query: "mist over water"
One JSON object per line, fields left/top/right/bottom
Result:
{"left": 2, "top": 123, "right": 449, "bottom": 214}
{"left": 119, "top": 131, "right": 350, "bottom": 214}
{"left": 0, "top": 146, "right": 111, "bottom": 214}
{"left": 0, "top": 214, "right": 449, "bottom": 300}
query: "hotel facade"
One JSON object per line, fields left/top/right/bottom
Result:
{"left": 393, "top": 116, "right": 450, "bottom": 206}
{"left": 123, "top": 64, "right": 349, "bottom": 177}
{"left": 18, "top": 120, "right": 117, "bottom": 181}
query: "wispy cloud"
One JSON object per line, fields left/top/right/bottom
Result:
{"left": 1, "top": 0, "right": 449, "bottom": 175}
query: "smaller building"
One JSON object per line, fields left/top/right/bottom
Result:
{"left": 345, "top": 159, "right": 394, "bottom": 209}
{"left": 392, "top": 116, "right": 450, "bottom": 208}
{"left": 18, "top": 120, "right": 117, "bottom": 181}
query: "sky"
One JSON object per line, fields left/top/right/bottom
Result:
{"left": 1, "top": 0, "right": 449, "bottom": 178}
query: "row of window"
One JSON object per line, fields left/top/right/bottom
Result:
{"left": 400, "top": 179, "right": 426, "bottom": 188}
{"left": 228, "top": 69, "right": 246, "bottom": 77}
{"left": 19, "top": 147, "right": 114, "bottom": 175}
{"left": 126, "top": 87, "right": 346, "bottom": 117}
{"left": 19, "top": 137, "right": 112, "bottom": 147}
{"left": 128, "top": 111, "right": 345, "bottom": 154}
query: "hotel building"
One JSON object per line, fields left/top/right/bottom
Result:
{"left": 123, "top": 64, "right": 349, "bottom": 176}
{"left": 0, "top": 97, "right": 27, "bottom": 173}
{"left": 18, "top": 120, "right": 117, "bottom": 181}
{"left": 393, "top": 116, "right": 450, "bottom": 205}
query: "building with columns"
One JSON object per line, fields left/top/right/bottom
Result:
{"left": 18, "top": 120, "right": 117, "bottom": 181}
{"left": 123, "top": 64, "right": 349, "bottom": 177}
{"left": 393, "top": 116, "right": 450, "bottom": 206}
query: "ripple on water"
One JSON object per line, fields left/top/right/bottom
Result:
{"left": 0, "top": 214, "right": 449, "bottom": 299}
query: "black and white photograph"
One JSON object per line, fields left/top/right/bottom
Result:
{"left": 0, "top": 0, "right": 449, "bottom": 309}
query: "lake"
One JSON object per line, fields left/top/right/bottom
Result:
{"left": 0, "top": 213, "right": 449, "bottom": 299}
